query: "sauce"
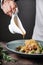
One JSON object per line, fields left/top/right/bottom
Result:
{"left": 21, "top": 28, "right": 26, "bottom": 39}
{"left": 22, "top": 34, "right": 25, "bottom": 39}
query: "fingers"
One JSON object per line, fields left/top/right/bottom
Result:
{"left": 10, "top": 1, "right": 16, "bottom": 9}
{"left": 12, "top": 8, "right": 16, "bottom": 14}
{"left": 1, "top": 1, "right": 12, "bottom": 14}
{"left": 7, "top": 1, "right": 17, "bottom": 16}
{"left": 1, "top": 0, "right": 17, "bottom": 16}
{"left": 10, "top": 1, "right": 17, "bottom": 13}
{"left": 7, "top": 11, "right": 12, "bottom": 16}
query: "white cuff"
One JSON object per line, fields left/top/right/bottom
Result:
{"left": 1, "top": 0, "right": 3, "bottom": 4}
{"left": 1, "top": 0, "right": 4, "bottom": 8}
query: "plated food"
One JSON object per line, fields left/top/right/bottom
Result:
{"left": 16, "top": 39, "right": 43, "bottom": 54}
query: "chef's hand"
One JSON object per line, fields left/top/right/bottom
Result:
{"left": 1, "top": 0, "right": 17, "bottom": 16}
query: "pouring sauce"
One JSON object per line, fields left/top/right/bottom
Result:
{"left": 21, "top": 30, "right": 26, "bottom": 39}
{"left": 22, "top": 34, "right": 25, "bottom": 39}
{"left": 14, "top": 16, "right": 26, "bottom": 39}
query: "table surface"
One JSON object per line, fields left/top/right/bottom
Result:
{"left": 0, "top": 42, "right": 43, "bottom": 65}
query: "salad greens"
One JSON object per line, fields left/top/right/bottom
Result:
{"left": 0, "top": 45, "right": 17, "bottom": 62}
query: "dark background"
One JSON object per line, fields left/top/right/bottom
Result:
{"left": 0, "top": 0, "right": 36, "bottom": 42}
